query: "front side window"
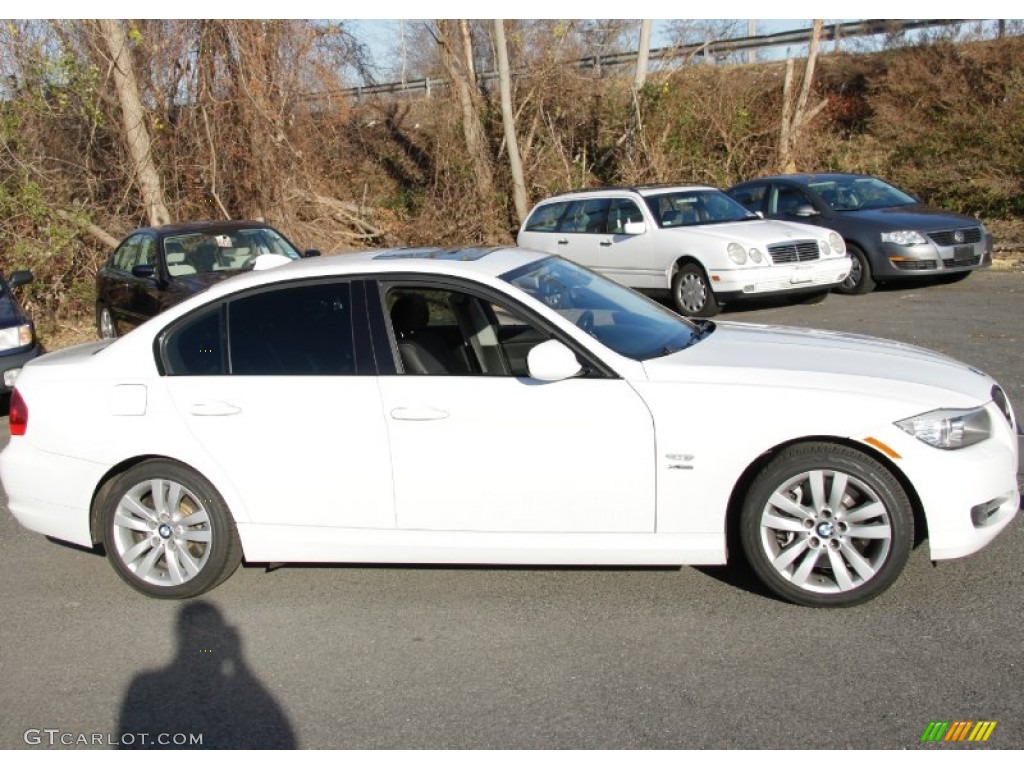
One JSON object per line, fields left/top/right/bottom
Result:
{"left": 502, "top": 256, "right": 703, "bottom": 361}
{"left": 607, "top": 199, "right": 645, "bottom": 234}
{"left": 111, "top": 235, "right": 143, "bottom": 273}
{"left": 730, "top": 185, "right": 767, "bottom": 212}
{"left": 769, "top": 185, "right": 814, "bottom": 216}
{"left": 386, "top": 285, "right": 547, "bottom": 377}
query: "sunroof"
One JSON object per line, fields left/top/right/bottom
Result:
{"left": 373, "top": 246, "right": 501, "bottom": 262}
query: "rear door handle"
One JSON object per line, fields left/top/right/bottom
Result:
{"left": 190, "top": 401, "right": 242, "bottom": 417}
{"left": 391, "top": 406, "right": 450, "bottom": 421}
{"left": 599, "top": 239, "right": 612, "bottom": 247}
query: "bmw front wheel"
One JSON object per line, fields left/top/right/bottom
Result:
{"left": 739, "top": 442, "right": 912, "bottom": 607}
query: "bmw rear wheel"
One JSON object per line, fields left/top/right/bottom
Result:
{"left": 740, "top": 442, "right": 912, "bottom": 607}
{"left": 101, "top": 460, "right": 242, "bottom": 599}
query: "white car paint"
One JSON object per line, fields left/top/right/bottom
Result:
{"left": 0, "top": 247, "right": 1017, "bottom": 604}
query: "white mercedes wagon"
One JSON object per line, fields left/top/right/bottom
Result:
{"left": 517, "top": 185, "right": 852, "bottom": 316}
{"left": 1, "top": 247, "right": 1017, "bottom": 606}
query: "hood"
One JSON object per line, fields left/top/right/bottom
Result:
{"left": 839, "top": 205, "right": 981, "bottom": 232}
{"left": 665, "top": 218, "right": 832, "bottom": 245}
{"left": 643, "top": 321, "right": 994, "bottom": 405}
{"left": 171, "top": 271, "right": 239, "bottom": 294}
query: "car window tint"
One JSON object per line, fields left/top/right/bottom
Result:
{"left": 731, "top": 185, "right": 766, "bottom": 211}
{"left": 228, "top": 282, "right": 355, "bottom": 375}
{"left": 163, "top": 306, "right": 226, "bottom": 376}
{"left": 524, "top": 202, "right": 569, "bottom": 232}
{"left": 607, "top": 199, "right": 644, "bottom": 234}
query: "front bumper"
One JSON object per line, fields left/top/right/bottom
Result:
{"left": 875, "top": 232, "right": 993, "bottom": 278}
{"left": 708, "top": 257, "right": 851, "bottom": 297}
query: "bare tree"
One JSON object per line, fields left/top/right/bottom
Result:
{"left": 433, "top": 20, "right": 495, "bottom": 204}
{"left": 95, "top": 19, "right": 171, "bottom": 227}
{"left": 493, "top": 20, "right": 527, "bottom": 222}
{"left": 778, "top": 19, "right": 828, "bottom": 173}
{"left": 634, "top": 20, "right": 652, "bottom": 92}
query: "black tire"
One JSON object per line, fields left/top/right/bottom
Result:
{"left": 835, "top": 244, "right": 875, "bottom": 295}
{"left": 798, "top": 289, "right": 830, "bottom": 305}
{"left": 739, "top": 442, "right": 913, "bottom": 607}
{"left": 101, "top": 460, "right": 242, "bottom": 599}
{"left": 671, "top": 263, "right": 720, "bottom": 317}
{"left": 97, "top": 304, "right": 118, "bottom": 340}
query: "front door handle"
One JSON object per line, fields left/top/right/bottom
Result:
{"left": 557, "top": 238, "right": 569, "bottom": 245}
{"left": 391, "top": 406, "right": 450, "bottom": 421}
{"left": 599, "top": 239, "right": 612, "bottom": 247}
{"left": 190, "top": 401, "right": 242, "bottom": 417}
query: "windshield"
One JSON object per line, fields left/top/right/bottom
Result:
{"left": 644, "top": 189, "right": 759, "bottom": 228}
{"left": 809, "top": 177, "right": 917, "bottom": 212}
{"left": 163, "top": 227, "right": 300, "bottom": 276}
{"left": 501, "top": 257, "right": 706, "bottom": 361}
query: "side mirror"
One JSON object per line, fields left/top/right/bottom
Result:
{"left": 131, "top": 264, "right": 157, "bottom": 280}
{"left": 623, "top": 220, "right": 646, "bottom": 235}
{"left": 9, "top": 270, "right": 34, "bottom": 288}
{"left": 755, "top": 211, "right": 764, "bottom": 219}
{"left": 303, "top": 249, "right": 321, "bottom": 258}
{"left": 793, "top": 204, "right": 818, "bottom": 217}
{"left": 527, "top": 339, "right": 583, "bottom": 382}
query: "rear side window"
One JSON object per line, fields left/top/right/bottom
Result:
{"left": 228, "top": 283, "right": 355, "bottom": 375}
{"left": 163, "top": 306, "right": 226, "bottom": 375}
{"left": 561, "top": 198, "right": 610, "bottom": 234}
{"left": 524, "top": 202, "right": 569, "bottom": 232}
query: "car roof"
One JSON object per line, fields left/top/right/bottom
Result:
{"left": 187, "top": 246, "right": 554, "bottom": 302}
{"left": 732, "top": 173, "right": 873, "bottom": 187}
{"left": 125, "top": 220, "right": 285, "bottom": 238}
{"left": 537, "top": 184, "right": 718, "bottom": 202}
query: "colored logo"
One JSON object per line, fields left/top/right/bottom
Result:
{"left": 920, "top": 721, "right": 996, "bottom": 743}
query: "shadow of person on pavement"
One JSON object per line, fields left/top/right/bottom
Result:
{"left": 117, "top": 601, "right": 296, "bottom": 749}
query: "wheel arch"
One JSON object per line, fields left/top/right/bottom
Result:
{"left": 89, "top": 455, "right": 235, "bottom": 545}
{"left": 723, "top": 435, "right": 928, "bottom": 561}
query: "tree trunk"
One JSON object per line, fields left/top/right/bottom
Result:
{"left": 634, "top": 20, "right": 651, "bottom": 92}
{"left": 436, "top": 20, "right": 495, "bottom": 204}
{"left": 493, "top": 20, "right": 527, "bottom": 223}
{"left": 97, "top": 19, "right": 172, "bottom": 227}
{"left": 778, "top": 20, "right": 827, "bottom": 173}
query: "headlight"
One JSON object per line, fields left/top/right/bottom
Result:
{"left": 829, "top": 232, "right": 846, "bottom": 255}
{"left": 748, "top": 248, "right": 764, "bottom": 264}
{"left": 0, "top": 324, "right": 32, "bottom": 352}
{"left": 896, "top": 406, "right": 991, "bottom": 450}
{"left": 881, "top": 230, "right": 927, "bottom": 245}
{"left": 818, "top": 239, "right": 831, "bottom": 256}
{"left": 727, "top": 243, "right": 747, "bottom": 265}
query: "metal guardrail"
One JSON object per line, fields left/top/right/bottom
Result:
{"left": 318, "top": 19, "right": 972, "bottom": 102}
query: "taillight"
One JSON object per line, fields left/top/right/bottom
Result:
{"left": 9, "top": 388, "right": 27, "bottom": 436}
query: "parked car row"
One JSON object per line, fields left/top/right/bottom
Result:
{"left": 517, "top": 174, "right": 992, "bottom": 315}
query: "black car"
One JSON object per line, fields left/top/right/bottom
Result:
{"left": 95, "top": 220, "right": 319, "bottom": 338}
{"left": 726, "top": 174, "right": 993, "bottom": 294}
{"left": 1, "top": 269, "right": 41, "bottom": 394}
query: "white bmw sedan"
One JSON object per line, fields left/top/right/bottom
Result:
{"left": 1, "top": 247, "right": 1018, "bottom": 606}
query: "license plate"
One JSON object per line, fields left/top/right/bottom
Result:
{"left": 791, "top": 265, "right": 813, "bottom": 284}
{"left": 954, "top": 245, "right": 974, "bottom": 263}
